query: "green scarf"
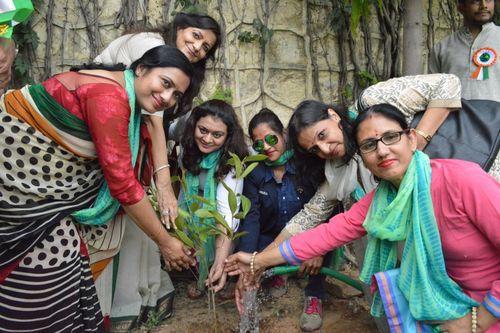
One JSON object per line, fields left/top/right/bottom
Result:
{"left": 359, "top": 151, "right": 478, "bottom": 320}
{"left": 264, "top": 149, "right": 294, "bottom": 167}
{"left": 72, "top": 69, "right": 141, "bottom": 225}
{"left": 183, "top": 150, "right": 222, "bottom": 287}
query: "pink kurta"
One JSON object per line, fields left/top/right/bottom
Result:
{"left": 286, "top": 159, "right": 500, "bottom": 330}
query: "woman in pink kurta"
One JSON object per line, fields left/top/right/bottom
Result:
{"left": 226, "top": 104, "right": 500, "bottom": 332}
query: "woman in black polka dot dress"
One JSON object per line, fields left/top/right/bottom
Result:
{"left": 0, "top": 45, "right": 196, "bottom": 332}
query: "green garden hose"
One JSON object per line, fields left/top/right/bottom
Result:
{"left": 268, "top": 265, "right": 364, "bottom": 292}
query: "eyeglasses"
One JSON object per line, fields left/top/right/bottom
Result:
{"left": 358, "top": 129, "right": 410, "bottom": 154}
{"left": 252, "top": 134, "right": 279, "bottom": 153}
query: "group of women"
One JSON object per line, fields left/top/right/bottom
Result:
{"left": 0, "top": 9, "right": 499, "bottom": 333}
{"left": 226, "top": 77, "right": 500, "bottom": 332}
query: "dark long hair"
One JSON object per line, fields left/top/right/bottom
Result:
{"left": 248, "top": 107, "right": 284, "bottom": 140}
{"left": 146, "top": 13, "right": 221, "bottom": 122}
{"left": 70, "top": 45, "right": 194, "bottom": 89}
{"left": 122, "top": 13, "right": 221, "bottom": 125}
{"left": 353, "top": 103, "right": 409, "bottom": 144}
{"left": 181, "top": 100, "right": 248, "bottom": 179}
{"left": 287, "top": 100, "right": 356, "bottom": 189}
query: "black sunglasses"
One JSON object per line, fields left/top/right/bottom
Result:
{"left": 252, "top": 134, "right": 279, "bottom": 153}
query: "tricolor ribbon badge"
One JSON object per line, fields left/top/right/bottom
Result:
{"left": 471, "top": 47, "right": 497, "bottom": 80}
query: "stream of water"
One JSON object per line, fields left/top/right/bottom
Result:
{"left": 238, "top": 270, "right": 275, "bottom": 333}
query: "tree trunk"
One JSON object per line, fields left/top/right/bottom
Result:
{"left": 402, "top": 0, "right": 424, "bottom": 75}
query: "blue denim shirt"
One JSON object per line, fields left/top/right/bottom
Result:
{"left": 237, "top": 162, "right": 314, "bottom": 252}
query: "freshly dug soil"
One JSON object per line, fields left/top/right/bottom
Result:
{"left": 145, "top": 267, "right": 378, "bottom": 333}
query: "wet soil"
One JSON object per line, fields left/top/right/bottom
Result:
{"left": 147, "top": 266, "right": 378, "bottom": 333}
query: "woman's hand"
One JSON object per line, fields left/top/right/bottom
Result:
{"left": 224, "top": 251, "right": 253, "bottom": 276}
{"left": 156, "top": 181, "right": 178, "bottom": 229}
{"left": 298, "top": 255, "right": 323, "bottom": 277}
{"left": 235, "top": 273, "right": 261, "bottom": 315}
{"left": 206, "top": 257, "right": 227, "bottom": 292}
{"left": 436, "top": 313, "right": 471, "bottom": 333}
{"left": 159, "top": 235, "right": 195, "bottom": 271}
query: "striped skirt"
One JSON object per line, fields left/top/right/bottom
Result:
{"left": 0, "top": 88, "right": 104, "bottom": 331}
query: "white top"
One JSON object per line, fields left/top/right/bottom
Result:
{"left": 94, "top": 32, "right": 166, "bottom": 117}
{"left": 217, "top": 170, "right": 244, "bottom": 231}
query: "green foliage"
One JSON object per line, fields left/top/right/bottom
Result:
{"left": 143, "top": 310, "right": 162, "bottom": 329}
{"left": 172, "top": 0, "right": 207, "bottom": 15}
{"left": 193, "top": 85, "right": 233, "bottom": 106}
{"left": 349, "top": 0, "right": 382, "bottom": 34}
{"left": 236, "top": 18, "right": 273, "bottom": 49}
{"left": 148, "top": 153, "right": 267, "bottom": 262}
{"left": 210, "top": 85, "right": 233, "bottom": 104}
{"left": 342, "top": 83, "right": 353, "bottom": 100}
{"left": 328, "top": 0, "right": 381, "bottom": 34}
{"left": 356, "top": 70, "right": 378, "bottom": 89}
{"left": 253, "top": 18, "right": 273, "bottom": 49}
{"left": 12, "top": 14, "right": 40, "bottom": 85}
{"left": 238, "top": 30, "right": 258, "bottom": 43}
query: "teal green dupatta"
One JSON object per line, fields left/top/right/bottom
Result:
{"left": 359, "top": 151, "right": 478, "bottom": 321}
{"left": 182, "top": 150, "right": 222, "bottom": 287}
{"left": 72, "top": 69, "right": 141, "bottom": 225}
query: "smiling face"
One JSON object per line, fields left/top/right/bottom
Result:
{"left": 251, "top": 123, "right": 285, "bottom": 162}
{"left": 297, "top": 108, "right": 346, "bottom": 161}
{"left": 134, "top": 65, "right": 190, "bottom": 113}
{"left": 175, "top": 27, "right": 217, "bottom": 63}
{"left": 356, "top": 113, "right": 417, "bottom": 188}
{"left": 194, "top": 115, "right": 228, "bottom": 154}
{"left": 458, "top": 0, "right": 495, "bottom": 26}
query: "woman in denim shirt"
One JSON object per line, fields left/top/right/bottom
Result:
{"left": 237, "top": 108, "right": 329, "bottom": 332}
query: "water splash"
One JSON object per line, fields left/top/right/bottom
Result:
{"left": 238, "top": 269, "right": 275, "bottom": 333}
{"left": 239, "top": 289, "right": 259, "bottom": 333}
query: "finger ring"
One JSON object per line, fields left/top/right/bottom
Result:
{"left": 162, "top": 209, "right": 170, "bottom": 216}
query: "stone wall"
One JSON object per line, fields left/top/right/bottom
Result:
{"left": 26, "top": 0, "right": 458, "bottom": 128}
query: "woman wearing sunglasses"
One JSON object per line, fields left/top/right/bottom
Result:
{"left": 238, "top": 108, "right": 328, "bottom": 331}
{"left": 226, "top": 104, "right": 500, "bottom": 333}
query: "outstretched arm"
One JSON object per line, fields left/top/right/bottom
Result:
{"left": 357, "top": 73, "right": 462, "bottom": 150}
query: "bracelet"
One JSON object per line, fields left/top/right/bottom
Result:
{"left": 250, "top": 251, "right": 258, "bottom": 275}
{"left": 153, "top": 164, "right": 170, "bottom": 177}
{"left": 151, "top": 223, "right": 164, "bottom": 242}
{"left": 414, "top": 129, "right": 432, "bottom": 143}
{"left": 471, "top": 306, "right": 477, "bottom": 333}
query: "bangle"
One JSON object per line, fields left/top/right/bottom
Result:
{"left": 250, "top": 251, "right": 258, "bottom": 275}
{"left": 414, "top": 129, "right": 432, "bottom": 143}
{"left": 153, "top": 164, "right": 170, "bottom": 177}
{"left": 151, "top": 223, "right": 164, "bottom": 242}
{"left": 471, "top": 306, "right": 477, "bottom": 333}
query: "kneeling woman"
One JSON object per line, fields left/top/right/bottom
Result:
{"left": 238, "top": 108, "right": 326, "bottom": 331}
{"left": 180, "top": 99, "right": 248, "bottom": 295}
{"left": 226, "top": 104, "right": 500, "bottom": 332}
